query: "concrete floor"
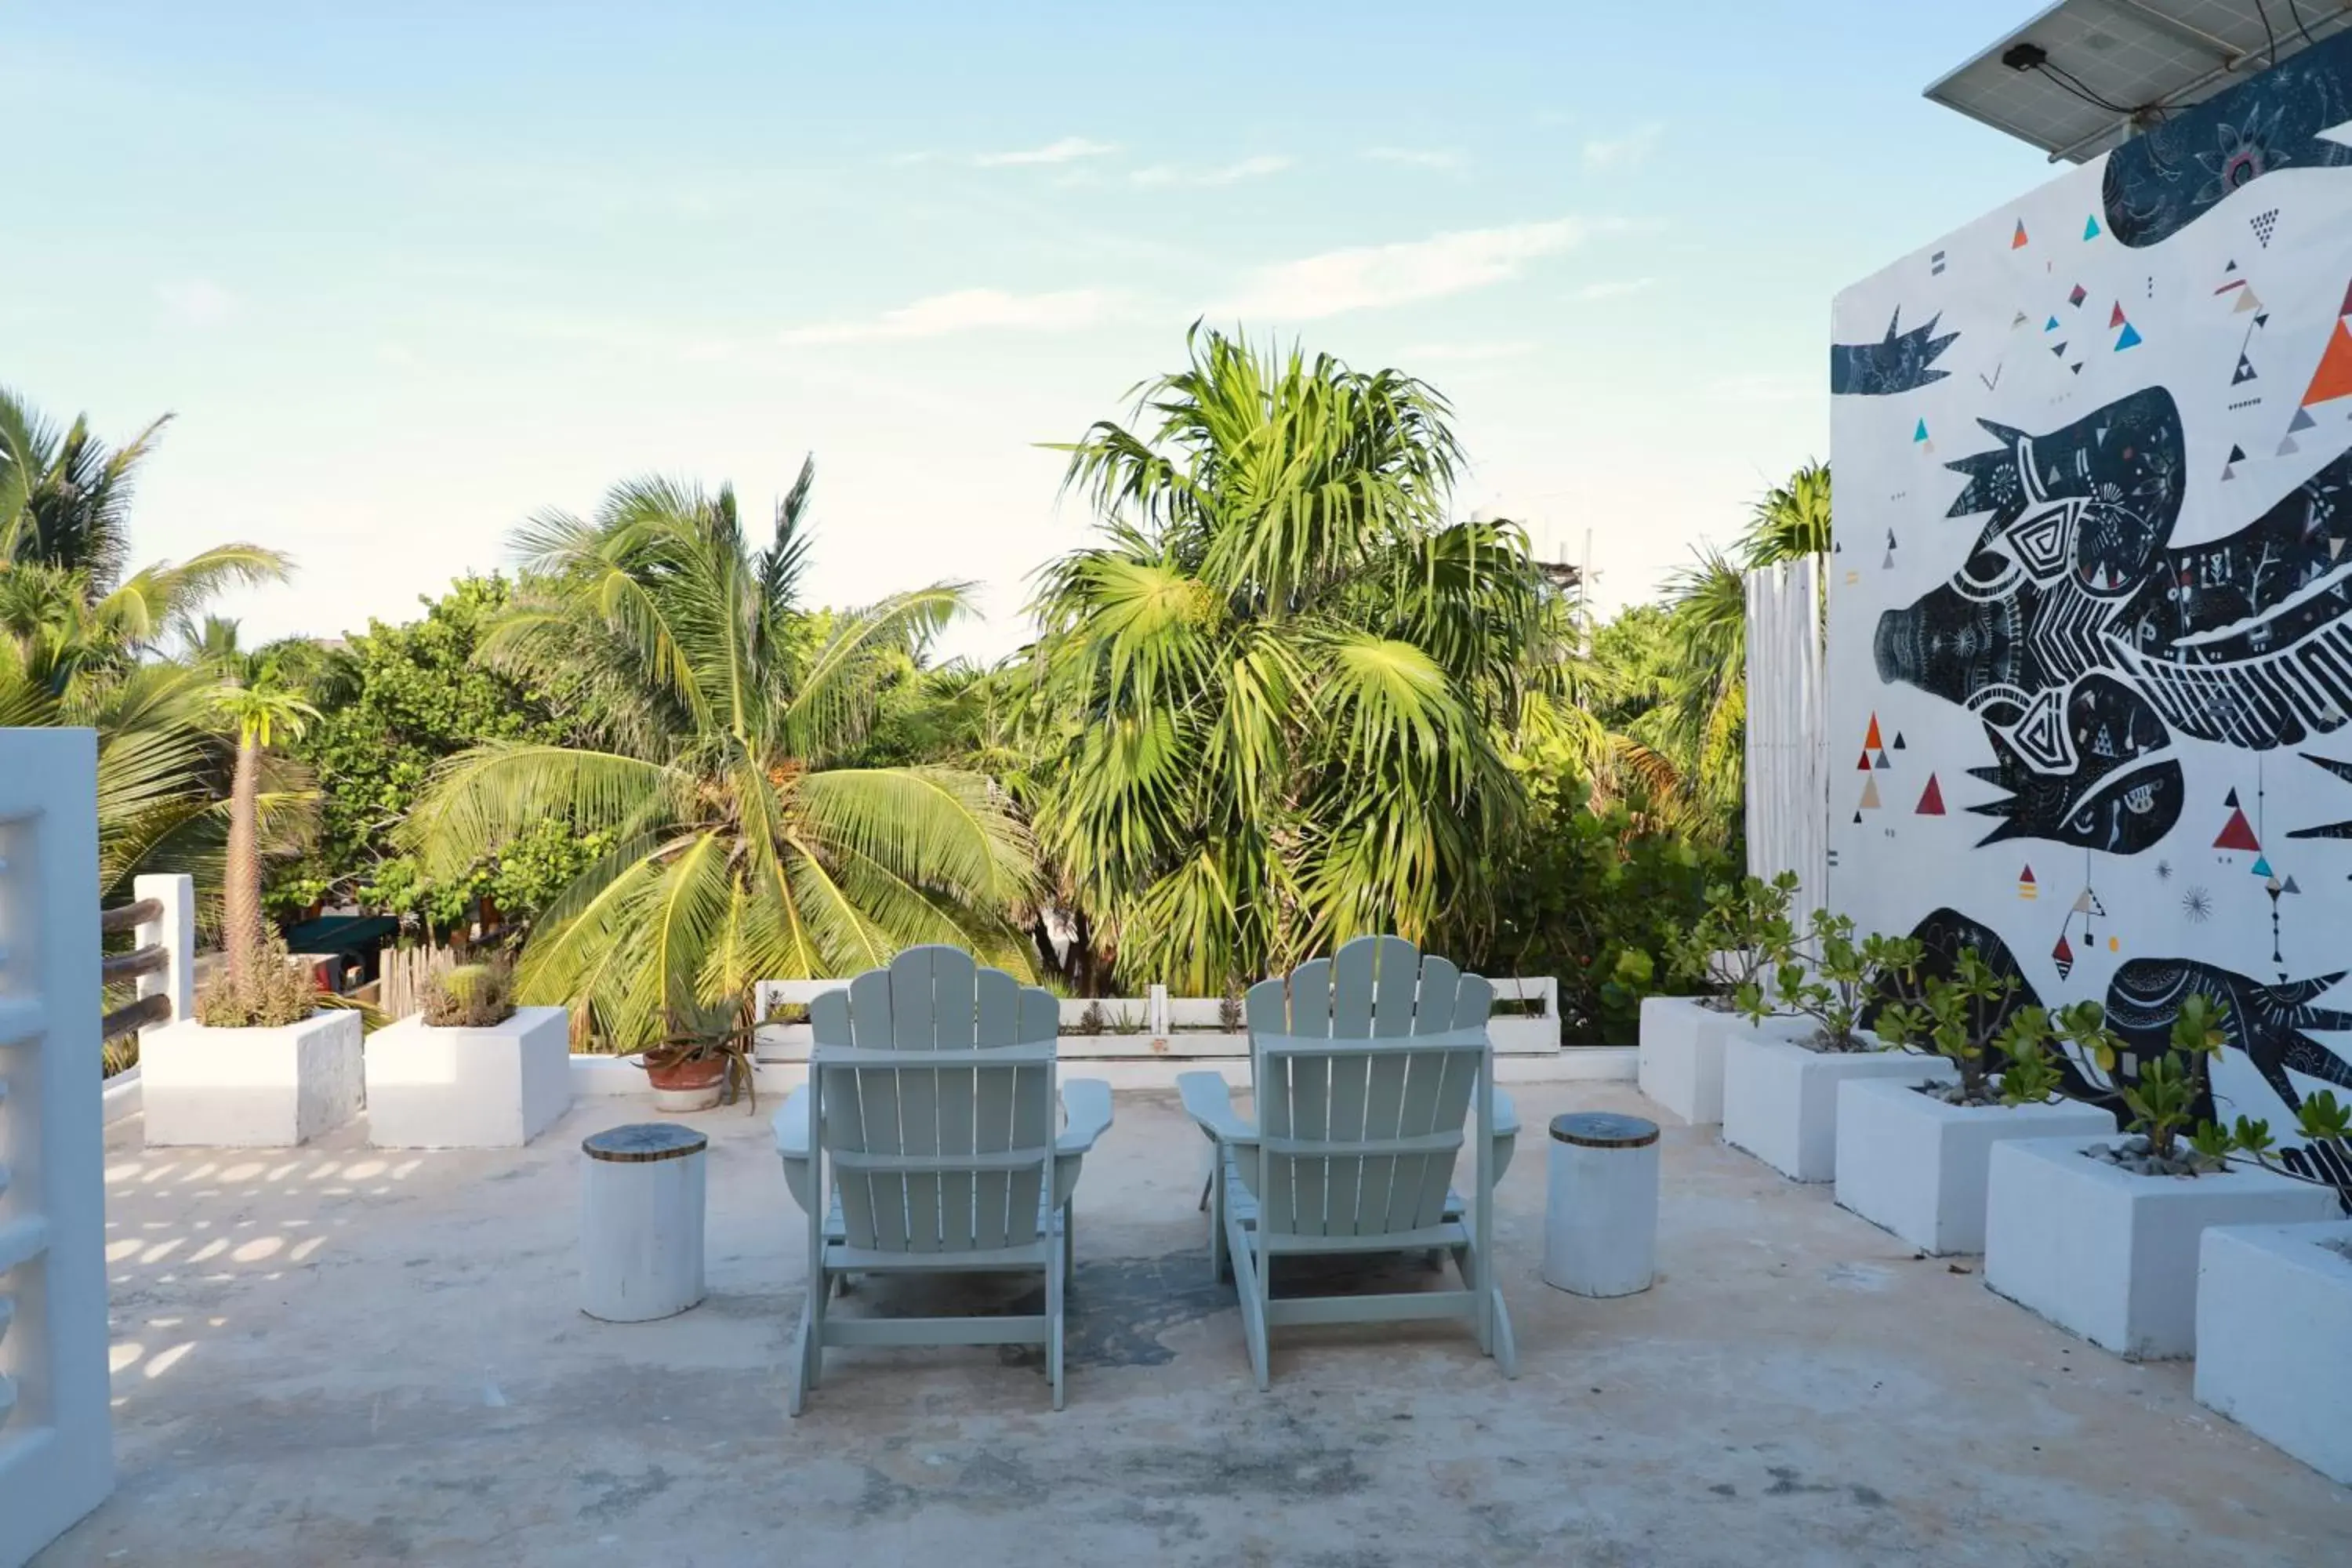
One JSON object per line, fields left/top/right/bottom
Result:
{"left": 41, "top": 1083, "right": 2350, "bottom": 1566}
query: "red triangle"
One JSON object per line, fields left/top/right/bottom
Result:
{"left": 2302, "top": 318, "right": 2352, "bottom": 406}
{"left": 1863, "top": 713, "right": 1884, "bottom": 751}
{"left": 2052, "top": 934, "right": 2075, "bottom": 969}
{"left": 1916, "top": 775, "right": 1946, "bottom": 815}
{"left": 2110, "top": 301, "right": 2127, "bottom": 328}
{"left": 2020, "top": 864, "right": 2037, "bottom": 885}
{"left": 1857, "top": 750, "right": 1875, "bottom": 771}
{"left": 2214, "top": 807, "right": 2263, "bottom": 851}
{"left": 2339, "top": 275, "right": 2352, "bottom": 318}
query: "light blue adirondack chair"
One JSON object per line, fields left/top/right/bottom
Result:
{"left": 773, "top": 946, "right": 1113, "bottom": 1414}
{"left": 1178, "top": 935, "right": 1519, "bottom": 1388}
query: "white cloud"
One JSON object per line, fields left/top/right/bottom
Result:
{"left": 156, "top": 278, "right": 236, "bottom": 327}
{"left": 973, "top": 136, "right": 1119, "bottom": 168}
{"left": 1399, "top": 340, "right": 1535, "bottom": 363}
{"left": 1130, "top": 154, "right": 1293, "bottom": 187}
{"left": 1573, "top": 277, "right": 1655, "bottom": 302}
{"left": 1214, "top": 219, "right": 1594, "bottom": 321}
{"left": 1581, "top": 123, "right": 1662, "bottom": 172}
{"left": 780, "top": 286, "right": 1121, "bottom": 344}
{"left": 1366, "top": 147, "right": 1465, "bottom": 172}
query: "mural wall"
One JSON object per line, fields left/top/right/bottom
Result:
{"left": 1828, "top": 33, "right": 2352, "bottom": 1179}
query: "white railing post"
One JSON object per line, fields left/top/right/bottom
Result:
{"left": 0, "top": 728, "right": 118, "bottom": 1564}
{"left": 1147, "top": 984, "right": 1170, "bottom": 1039}
{"left": 132, "top": 873, "right": 194, "bottom": 1029}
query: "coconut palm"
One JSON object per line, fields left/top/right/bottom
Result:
{"left": 0, "top": 387, "right": 170, "bottom": 590}
{"left": 209, "top": 681, "right": 320, "bottom": 993}
{"left": 1032, "top": 327, "right": 1549, "bottom": 993}
{"left": 402, "top": 463, "right": 1038, "bottom": 1047}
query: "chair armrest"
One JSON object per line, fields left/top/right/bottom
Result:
{"left": 1057, "top": 1078, "right": 1115, "bottom": 1155}
{"left": 1490, "top": 1087, "right": 1520, "bottom": 1184}
{"left": 1176, "top": 1070, "right": 1257, "bottom": 1145}
{"left": 773, "top": 1086, "right": 815, "bottom": 1213}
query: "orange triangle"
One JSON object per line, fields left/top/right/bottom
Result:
{"left": 1863, "top": 713, "right": 1884, "bottom": 751}
{"left": 2302, "top": 318, "right": 2352, "bottom": 406}
{"left": 2012, "top": 220, "right": 2029, "bottom": 249}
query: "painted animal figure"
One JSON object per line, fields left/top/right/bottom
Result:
{"left": 1875, "top": 387, "right": 2352, "bottom": 853}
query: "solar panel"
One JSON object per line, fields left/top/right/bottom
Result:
{"left": 1926, "top": 0, "right": 2352, "bottom": 162}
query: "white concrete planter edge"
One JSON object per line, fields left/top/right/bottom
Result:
{"left": 1984, "top": 1136, "right": 2343, "bottom": 1360}
{"left": 2194, "top": 1218, "right": 2352, "bottom": 1484}
{"left": 365, "top": 1005, "right": 572, "bottom": 1149}
{"left": 139, "top": 1011, "right": 365, "bottom": 1148}
{"left": 1832, "top": 1078, "right": 2118, "bottom": 1254}
{"left": 1720, "top": 1028, "right": 1954, "bottom": 1184}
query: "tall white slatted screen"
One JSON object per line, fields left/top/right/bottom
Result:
{"left": 0, "top": 730, "right": 116, "bottom": 1565}
{"left": 1744, "top": 556, "right": 1829, "bottom": 927}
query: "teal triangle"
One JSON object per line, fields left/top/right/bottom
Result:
{"left": 2252, "top": 855, "right": 2274, "bottom": 878}
{"left": 2115, "top": 322, "right": 2143, "bottom": 350}
{"left": 2085, "top": 214, "right": 2101, "bottom": 240}
{"left": 1914, "top": 419, "right": 1929, "bottom": 442}
{"left": 2046, "top": 315, "right": 2060, "bottom": 331}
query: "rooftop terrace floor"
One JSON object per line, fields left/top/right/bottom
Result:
{"left": 42, "top": 1082, "right": 2351, "bottom": 1566}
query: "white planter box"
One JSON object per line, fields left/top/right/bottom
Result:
{"left": 1636, "top": 996, "right": 1726, "bottom": 1123}
{"left": 1984, "top": 1137, "right": 2342, "bottom": 1359}
{"left": 140, "top": 1011, "right": 365, "bottom": 1147}
{"left": 1834, "top": 1078, "right": 2117, "bottom": 1254}
{"left": 1720, "top": 1029, "right": 1953, "bottom": 1183}
{"left": 2196, "top": 1220, "right": 2352, "bottom": 1483}
{"left": 365, "top": 1005, "right": 572, "bottom": 1149}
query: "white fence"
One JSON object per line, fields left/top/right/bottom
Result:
{"left": 0, "top": 729, "right": 118, "bottom": 1565}
{"left": 1744, "top": 555, "right": 1830, "bottom": 926}
{"left": 753, "top": 974, "right": 1562, "bottom": 1061}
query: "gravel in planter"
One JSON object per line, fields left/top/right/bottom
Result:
{"left": 2082, "top": 1134, "right": 2227, "bottom": 1179}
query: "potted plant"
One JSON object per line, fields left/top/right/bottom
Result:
{"left": 2194, "top": 1097, "right": 2352, "bottom": 1484}
{"left": 1717, "top": 911, "right": 1950, "bottom": 1183}
{"left": 143, "top": 681, "right": 366, "bottom": 1148}
{"left": 1984, "top": 995, "right": 2342, "bottom": 1359}
{"left": 1637, "top": 872, "right": 1795, "bottom": 1125}
{"left": 1834, "top": 960, "right": 2120, "bottom": 1254}
{"left": 640, "top": 1006, "right": 760, "bottom": 1112}
{"left": 364, "top": 958, "right": 573, "bottom": 1148}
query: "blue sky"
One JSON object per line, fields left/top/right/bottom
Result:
{"left": 5, "top": 2, "right": 2058, "bottom": 659}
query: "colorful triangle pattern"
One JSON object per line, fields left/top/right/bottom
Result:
{"left": 2301, "top": 315, "right": 2352, "bottom": 407}
{"left": 2216, "top": 806, "right": 2262, "bottom": 851}
{"left": 2013, "top": 220, "right": 2029, "bottom": 249}
{"left": 1916, "top": 775, "right": 1945, "bottom": 815}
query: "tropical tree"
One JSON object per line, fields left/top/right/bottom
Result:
{"left": 209, "top": 681, "right": 319, "bottom": 993}
{"left": 402, "top": 464, "right": 1037, "bottom": 1047}
{"left": 1030, "top": 326, "right": 1552, "bottom": 993}
{"left": 0, "top": 386, "right": 170, "bottom": 589}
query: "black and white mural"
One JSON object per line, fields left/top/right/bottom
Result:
{"left": 1831, "top": 31, "right": 2352, "bottom": 1165}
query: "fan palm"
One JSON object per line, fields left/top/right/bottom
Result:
{"left": 1033, "top": 327, "right": 1547, "bottom": 993}
{"left": 0, "top": 386, "right": 172, "bottom": 590}
{"left": 403, "top": 463, "right": 1038, "bottom": 1047}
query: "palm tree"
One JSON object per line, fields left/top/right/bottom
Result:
{"left": 1032, "top": 327, "right": 1548, "bottom": 993}
{"left": 403, "top": 463, "right": 1037, "bottom": 1047}
{"left": 1741, "top": 460, "right": 1831, "bottom": 567}
{"left": 0, "top": 387, "right": 172, "bottom": 590}
{"left": 209, "top": 681, "right": 319, "bottom": 992}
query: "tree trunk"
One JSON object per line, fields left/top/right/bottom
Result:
{"left": 224, "top": 732, "right": 262, "bottom": 994}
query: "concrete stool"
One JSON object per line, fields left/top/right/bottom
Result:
{"left": 1543, "top": 1112, "right": 1661, "bottom": 1298}
{"left": 580, "top": 1122, "right": 709, "bottom": 1322}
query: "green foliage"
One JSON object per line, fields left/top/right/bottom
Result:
{"left": 421, "top": 960, "right": 517, "bottom": 1027}
{"left": 402, "top": 466, "right": 1036, "bottom": 1051}
{"left": 1030, "top": 325, "right": 1554, "bottom": 992}
{"left": 1484, "top": 789, "right": 1730, "bottom": 1045}
{"left": 1668, "top": 870, "right": 1795, "bottom": 1001}
{"left": 2085, "top": 992, "right": 2229, "bottom": 1163}
{"left": 1744, "top": 909, "right": 1921, "bottom": 1053}
{"left": 270, "top": 575, "right": 600, "bottom": 928}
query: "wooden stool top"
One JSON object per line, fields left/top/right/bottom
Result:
{"left": 1549, "top": 1112, "right": 1660, "bottom": 1149}
{"left": 583, "top": 1122, "right": 710, "bottom": 1163}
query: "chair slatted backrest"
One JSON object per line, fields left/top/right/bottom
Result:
{"left": 1243, "top": 935, "right": 1494, "bottom": 1239}
{"left": 808, "top": 946, "right": 1060, "bottom": 1254}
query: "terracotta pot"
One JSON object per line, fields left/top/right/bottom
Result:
{"left": 644, "top": 1053, "right": 727, "bottom": 1112}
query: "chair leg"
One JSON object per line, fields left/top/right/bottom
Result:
{"left": 1490, "top": 1287, "right": 1518, "bottom": 1380}
{"left": 1047, "top": 1237, "right": 1067, "bottom": 1411}
{"left": 788, "top": 1282, "right": 818, "bottom": 1417}
{"left": 1227, "top": 1216, "right": 1271, "bottom": 1392}
{"left": 1063, "top": 1199, "right": 1076, "bottom": 1283}
{"left": 1207, "top": 1160, "right": 1230, "bottom": 1283}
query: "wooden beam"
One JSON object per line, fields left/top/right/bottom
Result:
{"left": 100, "top": 897, "right": 163, "bottom": 935}
{"left": 100, "top": 991, "right": 173, "bottom": 1042}
{"left": 100, "top": 946, "right": 169, "bottom": 984}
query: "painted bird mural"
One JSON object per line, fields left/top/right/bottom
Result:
{"left": 1875, "top": 387, "right": 2352, "bottom": 854}
{"left": 2101, "top": 27, "right": 2352, "bottom": 249}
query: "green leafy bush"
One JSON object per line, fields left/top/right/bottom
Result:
{"left": 1740, "top": 909, "right": 1921, "bottom": 1053}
